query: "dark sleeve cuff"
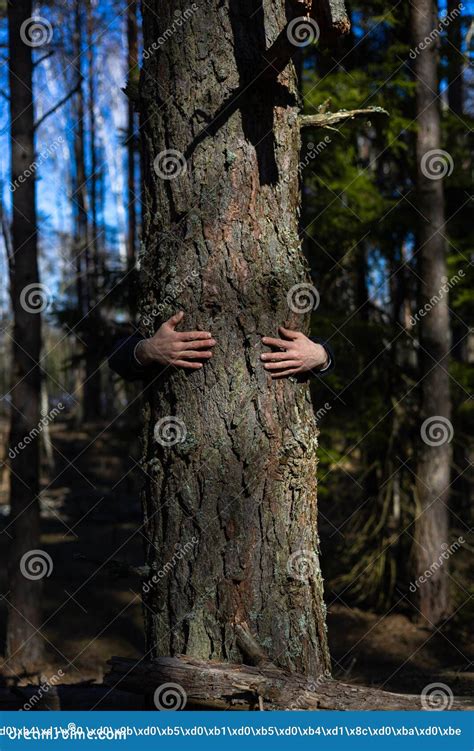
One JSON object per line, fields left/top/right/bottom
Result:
{"left": 108, "top": 334, "right": 149, "bottom": 382}
{"left": 311, "top": 337, "right": 335, "bottom": 374}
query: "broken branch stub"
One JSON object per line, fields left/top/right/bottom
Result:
{"left": 292, "top": 0, "right": 351, "bottom": 44}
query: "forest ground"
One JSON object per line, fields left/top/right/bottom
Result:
{"left": 0, "top": 413, "right": 473, "bottom": 697}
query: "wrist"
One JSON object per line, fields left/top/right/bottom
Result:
{"left": 135, "top": 338, "right": 155, "bottom": 366}
{"left": 319, "top": 350, "right": 330, "bottom": 371}
{"left": 309, "top": 342, "right": 329, "bottom": 372}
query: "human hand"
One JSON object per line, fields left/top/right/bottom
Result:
{"left": 136, "top": 312, "right": 216, "bottom": 370}
{"left": 261, "top": 326, "right": 329, "bottom": 379}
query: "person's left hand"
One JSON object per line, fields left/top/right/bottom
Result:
{"left": 261, "top": 326, "right": 329, "bottom": 379}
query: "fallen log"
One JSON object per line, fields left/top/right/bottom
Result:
{"left": 105, "top": 655, "right": 474, "bottom": 711}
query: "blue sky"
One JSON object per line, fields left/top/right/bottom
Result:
{"left": 0, "top": 0, "right": 472, "bottom": 312}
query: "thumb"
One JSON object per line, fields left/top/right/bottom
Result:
{"left": 165, "top": 311, "right": 184, "bottom": 330}
{"left": 279, "top": 325, "right": 299, "bottom": 340}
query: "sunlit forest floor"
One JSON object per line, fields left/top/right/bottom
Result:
{"left": 1, "top": 415, "right": 473, "bottom": 697}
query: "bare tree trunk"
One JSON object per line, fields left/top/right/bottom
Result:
{"left": 72, "top": 0, "right": 88, "bottom": 319}
{"left": 126, "top": 0, "right": 138, "bottom": 277}
{"left": 139, "top": 0, "right": 330, "bottom": 678}
{"left": 83, "top": 0, "right": 102, "bottom": 420}
{"left": 6, "top": 0, "right": 44, "bottom": 670}
{"left": 86, "top": 0, "right": 99, "bottom": 301}
{"left": 71, "top": 0, "right": 88, "bottom": 426}
{"left": 446, "top": 0, "right": 463, "bottom": 116}
{"left": 411, "top": 0, "right": 452, "bottom": 625}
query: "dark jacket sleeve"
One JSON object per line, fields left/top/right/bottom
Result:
{"left": 311, "top": 337, "right": 335, "bottom": 374}
{"left": 108, "top": 333, "right": 335, "bottom": 382}
{"left": 108, "top": 334, "right": 149, "bottom": 382}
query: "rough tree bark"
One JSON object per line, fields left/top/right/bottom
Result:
{"left": 105, "top": 655, "right": 474, "bottom": 710}
{"left": 126, "top": 0, "right": 138, "bottom": 276}
{"left": 139, "top": 0, "right": 331, "bottom": 677}
{"left": 411, "top": 0, "right": 452, "bottom": 625}
{"left": 6, "top": 0, "right": 44, "bottom": 669}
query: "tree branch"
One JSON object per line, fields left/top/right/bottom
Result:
{"left": 34, "top": 79, "right": 82, "bottom": 130}
{"left": 234, "top": 622, "right": 274, "bottom": 667}
{"left": 313, "top": 0, "right": 351, "bottom": 41}
{"left": 291, "top": 0, "right": 351, "bottom": 43}
{"left": 33, "top": 50, "right": 55, "bottom": 67}
{"left": 300, "top": 107, "right": 389, "bottom": 129}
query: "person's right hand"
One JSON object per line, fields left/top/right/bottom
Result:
{"left": 135, "top": 311, "right": 216, "bottom": 370}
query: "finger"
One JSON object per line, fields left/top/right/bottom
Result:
{"left": 261, "top": 337, "right": 290, "bottom": 349}
{"left": 261, "top": 351, "right": 295, "bottom": 362}
{"left": 178, "top": 350, "right": 213, "bottom": 359}
{"left": 179, "top": 338, "right": 216, "bottom": 349}
{"left": 178, "top": 330, "right": 213, "bottom": 341}
{"left": 278, "top": 326, "right": 300, "bottom": 340}
{"left": 165, "top": 311, "right": 184, "bottom": 330}
{"left": 263, "top": 360, "right": 303, "bottom": 371}
{"left": 270, "top": 368, "right": 302, "bottom": 379}
{"left": 171, "top": 360, "right": 203, "bottom": 369}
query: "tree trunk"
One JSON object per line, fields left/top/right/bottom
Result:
{"left": 411, "top": 0, "right": 452, "bottom": 625}
{"left": 72, "top": 0, "right": 88, "bottom": 319}
{"left": 71, "top": 0, "right": 88, "bottom": 426}
{"left": 139, "top": 0, "right": 329, "bottom": 678}
{"left": 126, "top": 0, "right": 138, "bottom": 276}
{"left": 446, "top": 0, "right": 463, "bottom": 116}
{"left": 6, "top": 0, "right": 44, "bottom": 670}
{"left": 82, "top": 0, "right": 102, "bottom": 421}
{"left": 86, "top": 0, "right": 99, "bottom": 301}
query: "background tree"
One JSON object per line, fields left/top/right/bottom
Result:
{"left": 82, "top": 0, "right": 103, "bottom": 420}
{"left": 126, "top": 0, "right": 138, "bottom": 279}
{"left": 411, "top": 0, "right": 452, "bottom": 626}
{"left": 6, "top": 0, "right": 44, "bottom": 671}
